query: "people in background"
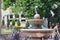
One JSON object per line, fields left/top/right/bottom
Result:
{"left": 12, "top": 29, "right": 20, "bottom": 40}
{"left": 49, "top": 22, "right": 55, "bottom": 29}
{"left": 12, "top": 32, "right": 15, "bottom": 40}
{"left": 49, "top": 22, "right": 52, "bottom": 29}
{"left": 54, "top": 23, "right": 60, "bottom": 40}
{"left": 15, "top": 30, "right": 20, "bottom": 40}
{"left": 54, "top": 23, "right": 59, "bottom": 33}
{"left": 57, "top": 23, "right": 60, "bottom": 38}
{"left": 51, "top": 23, "right": 55, "bottom": 29}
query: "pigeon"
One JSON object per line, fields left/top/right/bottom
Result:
{"left": 50, "top": 10, "right": 55, "bottom": 17}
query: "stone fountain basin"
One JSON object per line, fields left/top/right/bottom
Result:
{"left": 21, "top": 29, "right": 53, "bottom": 38}
{"left": 28, "top": 19, "right": 43, "bottom": 24}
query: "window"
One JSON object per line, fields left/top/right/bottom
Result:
{"left": 10, "top": 20, "right": 12, "bottom": 22}
{"left": 15, "top": 19, "right": 17, "bottom": 21}
{"left": 21, "top": 18, "right": 26, "bottom": 22}
{"left": 21, "top": 14, "right": 25, "bottom": 18}
{"left": 10, "top": 15, "right": 13, "bottom": 18}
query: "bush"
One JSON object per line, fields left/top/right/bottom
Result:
{"left": 2, "top": 20, "right": 4, "bottom": 25}
{"left": 17, "top": 20, "right": 21, "bottom": 26}
{"left": 26, "top": 20, "right": 29, "bottom": 27}
{"left": 12, "top": 19, "right": 15, "bottom": 25}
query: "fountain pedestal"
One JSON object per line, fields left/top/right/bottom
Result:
{"left": 28, "top": 19, "right": 44, "bottom": 29}
{"left": 21, "top": 29, "right": 53, "bottom": 40}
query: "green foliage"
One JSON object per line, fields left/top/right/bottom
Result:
{"left": 2, "top": 0, "right": 16, "bottom": 10}
{"left": 12, "top": 19, "right": 15, "bottom": 25}
{"left": 2, "top": 0, "right": 60, "bottom": 22}
{"left": 48, "top": 17, "right": 58, "bottom": 23}
{"left": 15, "top": 14, "right": 19, "bottom": 18}
{"left": 2, "top": 20, "right": 4, "bottom": 25}
{"left": 12, "top": 0, "right": 60, "bottom": 19}
{"left": 17, "top": 20, "right": 21, "bottom": 26}
{"left": 26, "top": 20, "right": 29, "bottom": 27}
{"left": 3, "top": 0, "right": 10, "bottom": 10}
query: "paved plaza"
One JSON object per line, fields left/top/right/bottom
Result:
{"left": 0, "top": 33, "right": 60, "bottom": 40}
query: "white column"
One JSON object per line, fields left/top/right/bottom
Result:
{"left": 15, "top": 22, "right": 17, "bottom": 26}
{"left": 13, "top": 14, "right": 15, "bottom": 19}
{"left": 4, "top": 16, "right": 7, "bottom": 28}
{"left": 9, "top": 15, "right": 10, "bottom": 20}
{"left": 19, "top": 14, "right": 21, "bottom": 22}
{"left": 10, "top": 22, "right": 12, "bottom": 26}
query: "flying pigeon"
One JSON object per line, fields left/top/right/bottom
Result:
{"left": 54, "top": 4, "right": 58, "bottom": 9}
{"left": 50, "top": 10, "right": 55, "bottom": 17}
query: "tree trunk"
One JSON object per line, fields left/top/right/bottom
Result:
{"left": 0, "top": 0, "right": 1, "bottom": 34}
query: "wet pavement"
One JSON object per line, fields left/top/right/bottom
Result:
{"left": 0, "top": 34, "right": 60, "bottom": 40}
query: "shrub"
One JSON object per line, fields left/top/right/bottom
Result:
{"left": 17, "top": 20, "right": 21, "bottom": 26}
{"left": 26, "top": 20, "right": 29, "bottom": 27}
{"left": 12, "top": 19, "right": 15, "bottom": 25}
{"left": 2, "top": 20, "right": 4, "bottom": 25}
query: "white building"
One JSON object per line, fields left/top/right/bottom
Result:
{"left": 2, "top": 7, "right": 26, "bottom": 28}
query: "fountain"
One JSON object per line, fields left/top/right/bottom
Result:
{"left": 21, "top": 6, "right": 53, "bottom": 40}
{"left": 28, "top": 6, "right": 44, "bottom": 29}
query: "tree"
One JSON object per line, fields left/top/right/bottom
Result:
{"left": 2, "top": 0, "right": 16, "bottom": 10}
{"left": 2, "top": 0, "right": 60, "bottom": 22}
{"left": 0, "top": 0, "right": 1, "bottom": 34}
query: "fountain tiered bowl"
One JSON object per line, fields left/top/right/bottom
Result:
{"left": 21, "top": 29, "right": 53, "bottom": 38}
{"left": 28, "top": 19, "right": 44, "bottom": 29}
{"left": 28, "top": 19, "right": 43, "bottom": 25}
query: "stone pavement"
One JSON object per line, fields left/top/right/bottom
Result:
{"left": 0, "top": 34, "right": 12, "bottom": 40}
{"left": 0, "top": 37, "right": 5, "bottom": 40}
{"left": 0, "top": 29, "right": 60, "bottom": 40}
{"left": 0, "top": 34, "right": 60, "bottom": 40}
